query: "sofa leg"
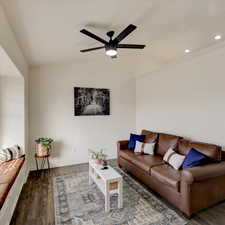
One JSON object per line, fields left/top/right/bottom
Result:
{"left": 183, "top": 212, "right": 193, "bottom": 220}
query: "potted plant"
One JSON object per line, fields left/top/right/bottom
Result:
{"left": 89, "top": 149, "right": 107, "bottom": 164}
{"left": 35, "top": 137, "right": 53, "bottom": 157}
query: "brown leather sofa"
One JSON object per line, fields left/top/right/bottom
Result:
{"left": 117, "top": 130, "right": 225, "bottom": 217}
{"left": 0, "top": 157, "right": 25, "bottom": 209}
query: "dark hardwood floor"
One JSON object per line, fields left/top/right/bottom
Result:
{"left": 10, "top": 161, "right": 225, "bottom": 225}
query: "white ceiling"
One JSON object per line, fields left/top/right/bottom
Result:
{"left": 1, "top": 0, "right": 225, "bottom": 75}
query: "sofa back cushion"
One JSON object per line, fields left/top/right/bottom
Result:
{"left": 141, "top": 130, "right": 158, "bottom": 154}
{"left": 189, "top": 141, "right": 221, "bottom": 161}
{"left": 156, "top": 133, "right": 181, "bottom": 156}
{"left": 141, "top": 130, "right": 158, "bottom": 143}
{"left": 178, "top": 139, "right": 191, "bottom": 156}
{"left": 182, "top": 148, "right": 212, "bottom": 169}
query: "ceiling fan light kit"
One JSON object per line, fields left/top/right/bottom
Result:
{"left": 105, "top": 49, "right": 117, "bottom": 57}
{"left": 105, "top": 45, "right": 117, "bottom": 56}
{"left": 80, "top": 24, "right": 146, "bottom": 58}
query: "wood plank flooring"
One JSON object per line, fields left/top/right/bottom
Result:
{"left": 10, "top": 160, "right": 225, "bottom": 225}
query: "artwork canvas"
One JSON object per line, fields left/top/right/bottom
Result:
{"left": 74, "top": 87, "right": 110, "bottom": 116}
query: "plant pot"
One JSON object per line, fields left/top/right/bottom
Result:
{"left": 90, "top": 159, "right": 103, "bottom": 165}
{"left": 35, "top": 144, "right": 49, "bottom": 157}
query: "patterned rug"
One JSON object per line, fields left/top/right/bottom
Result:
{"left": 53, "top": 167, "right": 188, "bottom": 225}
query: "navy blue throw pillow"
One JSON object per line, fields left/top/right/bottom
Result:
{"left": 182, "top": 148, "right": 212, "bottom": 169}
{"left": 128, "top": 134, "right": 145, "bottom": 150}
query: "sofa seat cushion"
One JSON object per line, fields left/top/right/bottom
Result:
{"left": 119, "top": 149, "right": 136, "bottom": 162}
{"left": 151, "top": 164, "right": 181, "bottom": 192}
{"left": 0, "top": 157, "right": 25, "bottom": 184}
{"left": 0, "top": 183, "right": 10, "bottom": 210}
{"left": 119, "top": 149, "right": 164, "bottom": 173}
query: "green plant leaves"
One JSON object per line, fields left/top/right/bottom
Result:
{"left": 88, "top": 149, "right": 107, "bottom": 160}
{"left": 35, "top": 137, "right": 53, "bottom": 149}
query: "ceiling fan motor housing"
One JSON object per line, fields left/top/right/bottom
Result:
{"left": 106, "top": 31, "right": 115, "bottom": 39}
{"left": 105, "top": 43, "right": 117, "bottom": 51}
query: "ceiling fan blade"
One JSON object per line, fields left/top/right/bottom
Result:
{"left": 80, "top": 29, "right": 108, "bottom": 44}
{"left": 113, "top": 24, "right": 137, "bottom": 43}
{"left": 117, "top": 44, "right": 146, "bottom": 49}
{"left": 80, "top": 46, "right": 105, "bottom": 53}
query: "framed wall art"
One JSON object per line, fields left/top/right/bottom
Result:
{"left": 74, "top": 87, "right": 110, "bottom": 116}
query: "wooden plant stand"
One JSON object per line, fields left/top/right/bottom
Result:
{"left": 34, "top": 154, "right": 50, "bottom": 171}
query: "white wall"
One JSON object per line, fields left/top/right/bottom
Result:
{"left": 0, "top": 4, "right": 29, "bottom": 150}
{"left": 0, "top": 5, "right": 29, "bottom": 225}
{"left": 0, "top": 76, "right": 24, "bottom": 148}
{"left": 136, "top": 43, "right": 225, "bottom": 148}
{"left": 30, "top": 60, "right": 136, "bottom": 168}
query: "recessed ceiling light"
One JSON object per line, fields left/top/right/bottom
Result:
{"left": 214, "top": 35, "right": 222, "bottom": 40}
{"left": 185, "top": 49, "right": 190, "bottom": 53}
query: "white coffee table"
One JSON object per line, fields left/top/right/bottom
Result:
{"left": 89, "top": 162, "right": 123, "bottom": 212}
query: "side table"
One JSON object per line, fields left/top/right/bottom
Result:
{"left": 35, "top": 154, "right": 50, "bottom": 171}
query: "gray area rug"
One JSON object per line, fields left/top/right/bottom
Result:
{"left": 53, "top": 167, "right": 187, "bottom": 225}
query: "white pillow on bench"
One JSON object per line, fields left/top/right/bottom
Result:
{"left": 0, "top": 145, "right": 23, "bottom": 163}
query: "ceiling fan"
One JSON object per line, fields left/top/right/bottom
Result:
{"left": 80, "top": 24, "right": 146, "bottom": 58}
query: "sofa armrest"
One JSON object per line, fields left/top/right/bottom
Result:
{"left": 117, "top": 140, "right": 129, "bottom": 151}
{"left": 181, "top": 161, "right": 225, "bottom": 184}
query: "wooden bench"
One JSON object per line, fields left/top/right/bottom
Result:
{"left": 0, "top": 156, "right": 28, "bottom": 225}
